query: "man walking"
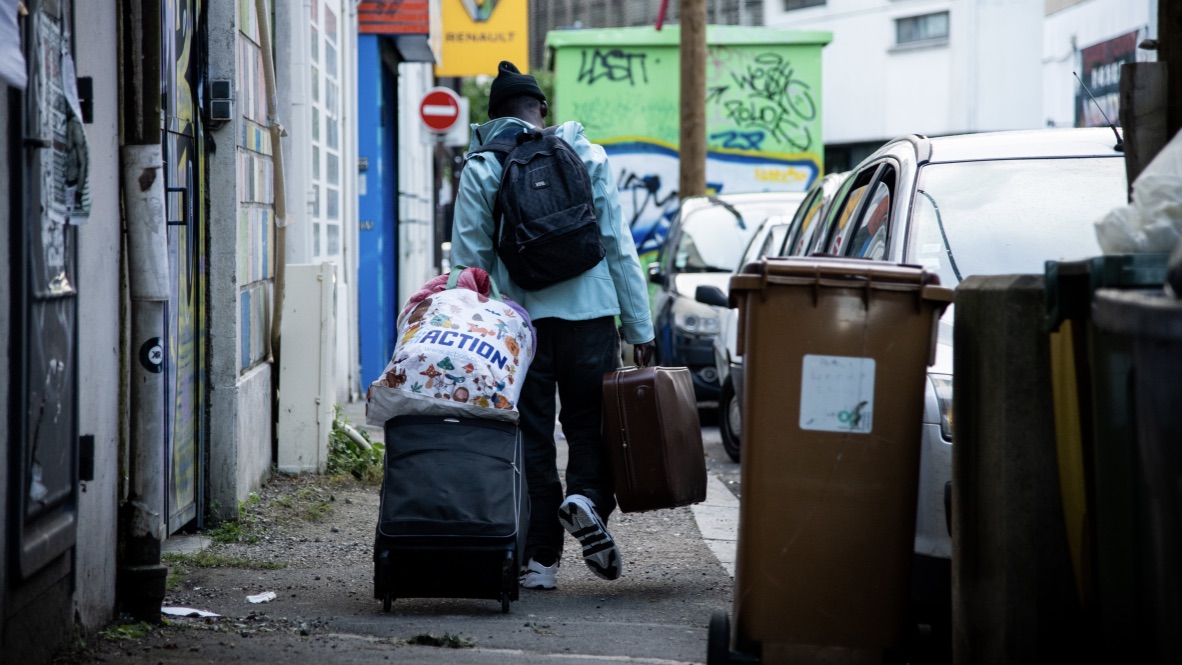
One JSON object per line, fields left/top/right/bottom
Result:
{"left": 450, "top": 61, "right": 656, "bottom": 590}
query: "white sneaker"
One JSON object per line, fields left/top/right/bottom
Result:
{"left": 519, "top": 558, "right": 559, "bottom": 590}
{"left": 558, "top": 494, "right": 623, "bottom": 581}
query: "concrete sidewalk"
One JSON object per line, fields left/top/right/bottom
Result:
{"left": 343, "top": 400, "right": 740, "bottom": 577}
{"left": 118, "top": 401, "right": 740, "bottom": 665}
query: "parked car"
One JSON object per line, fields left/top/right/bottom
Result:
{"left": 696, "top": 173, "right": 849, "bottom": 462}
{"left": 796, "top": 128, "right": 1128, "bottom": 646}
{"left": 649, "top": 192, "right": 805, "bottom": 403}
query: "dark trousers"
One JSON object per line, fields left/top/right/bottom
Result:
{"left": 519, "top": 316, "right": 620, "bottom": 562}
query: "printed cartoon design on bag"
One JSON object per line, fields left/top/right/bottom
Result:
{"left": 429, "top": 311, "right": 460, "bottom": 329}
{"left": 419, "top": 364, "right": 442, "bottom": 389}
{"left": 366, "top": 279, "right": 536, "bottom": 425}
{"left": 384, "top": 367, "right": 408, "bottom": 388}
{"left": 401, "top": 298, "right": 433, "bottom": 345}
{"left": 467, "top": 322, "right": 497, "bottom": 337}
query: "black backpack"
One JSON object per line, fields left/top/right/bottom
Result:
{"left": 469, "top": 127, "right": 606, "bottom": 291}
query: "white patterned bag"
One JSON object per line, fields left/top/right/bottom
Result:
{"left": 366, "top": 272, "right": 534, "bottom": 425}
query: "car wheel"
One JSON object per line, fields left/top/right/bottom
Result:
{"left": 719, "top": 378, "right": 741, "bottom": 463}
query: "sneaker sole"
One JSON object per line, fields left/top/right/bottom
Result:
{"left": 558, "top": 498, "right": 622, "bottom": 581}
{"left": 519, "top": 577, "right": 557, "bottom": 591}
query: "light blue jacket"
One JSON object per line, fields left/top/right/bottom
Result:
{"left": 450, "top": 117, "right": 655, "bottom": 345}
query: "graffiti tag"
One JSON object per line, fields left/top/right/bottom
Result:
{"left": 709, "top": 130, "right": 766, "bottom": 151}
{"left": 617, "top": 169, "right": 678, "bottom": 254}
{"left": 708, "top": 51, "right": 817, "bottom": 152}
{"left": 578, "top": 49, "right": 649, "bottom": 86}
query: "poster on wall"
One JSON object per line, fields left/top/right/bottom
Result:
{"left": 28, "top": 2, "right": 91, "bottom": 297}
{"left": 1075, "top": 30, "right": 1139, "bottom": 128}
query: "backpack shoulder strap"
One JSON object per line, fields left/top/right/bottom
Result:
{"left": 467, "top": 127, "right": 525, "bottom": 166}
{"left": 466, "top": 128, "right": 526, "bottom": 253}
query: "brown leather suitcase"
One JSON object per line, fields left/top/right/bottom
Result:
{"left": 602, "top": 366, "right": 706, "bottom": 513}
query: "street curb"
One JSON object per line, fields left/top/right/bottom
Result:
{"left": 690, "top": 474, "right": 739, "bottom": 577}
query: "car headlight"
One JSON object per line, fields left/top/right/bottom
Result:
{"left": 676, "top": 298, "right": 718, "bottom": 335}
{"left": 676, "top": 311, "right": 718, "bottom": 333}
{"left": 929, "top": 374, "right": 953, "bottom": 441}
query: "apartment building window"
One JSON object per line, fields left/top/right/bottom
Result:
{"left": 783, "top": 0, "right": 825, "bottom": 10}
{"left": 896, "top": 11, "right": 949, "bottom": 46}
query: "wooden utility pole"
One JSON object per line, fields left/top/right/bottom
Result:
{"left": 1160, "top": 0, "right": 1182, "bottom": 139}
{"left": 1118, "top": 64, "right": 1167, "bottom": 199}
{"left": 1160, "top": 0, "right": 1182, "bottom": 294}
{"left": 1120, "top": 0, "right": 1182, "bottom": 197}
{"left": 679, "top": 0, "right": 707, "bottom": 199}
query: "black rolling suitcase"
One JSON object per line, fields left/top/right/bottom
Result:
{"left": 373, "top": 415, "right": 528, "bottom": 613}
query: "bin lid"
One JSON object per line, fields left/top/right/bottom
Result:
{"left": 728, "top": 257, "right": 953, "bottom": 307}
{"left": 1093, "top": 288, "right": 1182, "bottom": 340}
{"left": 1045, "top": 253, "right": 1169, "bottom": 330}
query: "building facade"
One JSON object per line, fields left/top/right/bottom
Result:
{"left": 765, "top": 0, "right": 1046, "bottom": 172}
{"left": 354, "top": 2, "right": 440, "bottom": 389}
{"left": 2, "top": 1, "right": 366, "bottom": 661}
{"left": 765, "top": 0, "right": 1159, "bottom": 172}
{"left": 1043, "top": 0, "right": 1157, "bottom": 130}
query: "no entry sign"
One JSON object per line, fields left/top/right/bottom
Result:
{"left": 419, "top": 87, "right": 462, "bottom": 133}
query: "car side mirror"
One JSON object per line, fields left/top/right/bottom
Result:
{"left": 695, "top": 285, "right": 729, "bottom": 308}
{"left": 648, "top": 262, "right": 664, "bottom": 286}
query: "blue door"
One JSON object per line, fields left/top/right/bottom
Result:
{"left": 356, "top": 34, "right": 398, "bottom": 387}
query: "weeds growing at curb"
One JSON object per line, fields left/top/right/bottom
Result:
{"left": 165, "top": 564, "right": 184, "bottom": 591}
{"left": 328, "top": 405, "right": 385, "bottom": 484}
{"left": 206, "top": 493, "right": 262, "bottom": 544}
{"left": 97, "top": 622, "right": 154, "bottom": 641}
{"left": 163, "top": 550, "right": 287, "bottom": 570}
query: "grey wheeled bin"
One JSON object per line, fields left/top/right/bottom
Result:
{"left": 1092, "top": 288, "right": 1182, "bottom": 665}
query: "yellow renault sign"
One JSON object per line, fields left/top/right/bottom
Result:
{"left": 436, "top": 0, "right": 530, "bottom": 76}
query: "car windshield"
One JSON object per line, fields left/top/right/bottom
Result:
{"left": 908, "top": 157, "right": 1127, "bottom": 286}
{"left": 675, "top": 204, "right": 780, "bottom": 273}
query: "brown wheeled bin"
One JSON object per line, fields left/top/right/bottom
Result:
{"left": 710, "top": 257, "right": 951, "bottom": 665}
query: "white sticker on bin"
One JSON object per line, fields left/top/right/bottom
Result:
{"left": 800, "top": 355, "right": 875, "bottom": 434}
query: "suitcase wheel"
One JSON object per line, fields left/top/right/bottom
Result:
{"left": 500, "top": 548, "right": 516, "bottom": 612}
{"left": 375, "top": 549, "right": 393, "bottom": 608}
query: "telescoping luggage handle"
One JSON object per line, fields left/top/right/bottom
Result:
{"left": 447, "top": 264, "right": 502, "bottom": 302}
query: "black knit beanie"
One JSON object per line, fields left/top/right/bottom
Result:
{"left": 488, "top": 61, "right": 546, "bottom": 116}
